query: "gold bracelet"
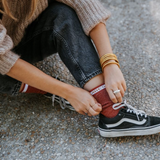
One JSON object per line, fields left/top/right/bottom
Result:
{"left": 100, "top": 53, "right": 117, "bottom": 59}
{"left": 100, "top": 53, "right": 118, "bottom": 65}
{"left": 100, "top": 53, "right": 120, "bottom": 70}
{"left": 102, "top": 62, "right": 120, "bottom": 71}
{"left": 100, "top": 53, "right": 117, "bottom": 58}
{"left": 102, "top": 61, "right": 120, "bottom": 71}
{"left": 101, "top": 57, "right": 119, "bottom": 67}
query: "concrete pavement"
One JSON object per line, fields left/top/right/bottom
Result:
{"left": 1, "top": 0, "right": 160, "bottom": 159}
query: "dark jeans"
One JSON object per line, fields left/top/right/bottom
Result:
{"left": 0, "top": 1, "right": 102, "bottom": 96}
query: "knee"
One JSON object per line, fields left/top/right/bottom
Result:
{"left": 47, "top": 2, "right": 80, "bottom": 29}
{"left": 51, "top": 2, "right": 77, "bottom": 19}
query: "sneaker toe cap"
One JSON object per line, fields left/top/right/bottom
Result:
{"left": 149, "top": 116, "right": 160, "bottom": 126}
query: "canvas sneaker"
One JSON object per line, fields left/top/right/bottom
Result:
{"left": 44, "top": 76, "right": 75, "bottom": 111}
{"left": 44, "top": 93, "right": 75, "bottom": 111}
{"left": 98, "top": 100, "right": 160, "bottom": 137}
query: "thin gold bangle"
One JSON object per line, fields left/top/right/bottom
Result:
{"left": 100, "top": 53, "right": 117, "bottom": 64}
{"left": 102, "top": 61, "right": 120, "bottom": 71}
{"left": 100, "top": 53, "right": 117, "bottom": 59}
{"left": 101, "top": 57, "right": 119, "bottom": 66}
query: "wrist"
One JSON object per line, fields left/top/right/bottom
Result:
{"left": 100, "top": 53, "right": 120, "bottom": 71}
{"left": 60, "top": 84, "right": 76, "bottom": 100}
{"left": 103, "top": 61, "right": 120, "bottom": 75}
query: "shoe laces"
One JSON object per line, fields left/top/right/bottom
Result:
{"left": 112, "top": 100, "right": 147, "bottom": 121}
{"left": 51, "top": 75, "right": 68, "bottom": 109}
{"left": 52, "top": 94, "right": 68, "bottom": 109}
{"left": 51, "top": 76, "right": 75, "bottom": 111}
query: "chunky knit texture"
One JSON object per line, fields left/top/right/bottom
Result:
{"left": 0, "top": 0, "right": 110, "bottom": 75}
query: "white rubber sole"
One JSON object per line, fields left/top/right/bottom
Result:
{"left": 98, "top": 124, "right": 160, "bottom": 137}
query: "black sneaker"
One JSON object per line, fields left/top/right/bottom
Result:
{"left": 98, "top": 101, "right": 160, "bottom": 137}
{"left": 44, "top": 76, "right": 75, "bottom": 111}
{"left": 44, "top": 93, "right": 75, "bottom": 111}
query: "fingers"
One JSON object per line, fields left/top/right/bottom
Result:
{"left": 91, "top": 102, "right": 102, "bottom": 113}
{"left": 85, "top": 98, "right": 102, "bottom": 116}
{"left": 114, "top": 85, "right": 125, "bottom": 103}
{"left": 67, "top": 87, "right": 102, "bottom": 117}
{"left": 119, "top": 85, "right": 125, "bottom": 97}
{"left": 75, "top": 102, "right": 102, "bottom": 117}
{"left": 103, "top": 64, "right": 127, "bottom": 104}
{"left": 114, "top": 83, "right": 126, "bottom": 103}
{"left": 113, "top": 90, "right": 122, "bottom": 103}
{"left": 80, "top": 111, "right": 86, "bottom": 116}
{"left": 80, "top": 107, "right": 99, "bottom": 117}
{"left": 107, "top": 84, "right": 125, "bottom": 103}
{"left": 122, "top": 82, "right": 127, "bottom": 92}
{"left": 82, "top": 103, "right": 102, "bottom": 117}
{"left": 107, "top": 89, "right": 118, "bottom": 103}
{"left": 83, "top": 109, "right": 91, "bottom": 116}
{"left": 87, "top": 106, "right": 100, "bottom": 116}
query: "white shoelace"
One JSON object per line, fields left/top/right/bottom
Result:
{"left": 52, "top": 94, "right": 67, "bottom": 109}
{"left": 52, "top": 95, "right": 75, "bottom": 111}
{"left": 50, "top": 75, "right": 69, "bottom": 109}
{"left": 112, "top": 100, "right": 147, "bottom": 121}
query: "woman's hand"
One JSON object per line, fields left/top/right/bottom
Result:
{"left": 89, "top": 23, "right": 126, "bottom": 103}
{"left": 103, "top": 63, "right": 126, "bottom": 103}
{"left": 66, "top": 86, "right": 102, "bottom": 116}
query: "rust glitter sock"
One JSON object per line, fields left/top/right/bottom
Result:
{"left": 20, "top": 84, "right": 47, "bottom": 94}
{"left": 90, "top": 84, "right": 121, "bottom": 118}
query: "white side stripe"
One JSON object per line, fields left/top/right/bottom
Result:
{"left": 106, "top": 118, "right": 147, "bottom": 128}
{"left": 22, "top": 84, "right": 28, "bottom": 93}
{"left": 90, "top": 84, "right": 106, "bottom": 95}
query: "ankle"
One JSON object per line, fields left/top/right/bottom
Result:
{"left": 84, "top": 74, "right": 104, "bottom": 91}
{"left": 19, "top": 83, "right": 24, "bottom": 92}
{"left": 90, "top": 84, "right": 120, "bottom": 118}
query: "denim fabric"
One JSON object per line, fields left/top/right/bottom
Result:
{"left": 0, "top": 1, "right": 102, "bottom": 95}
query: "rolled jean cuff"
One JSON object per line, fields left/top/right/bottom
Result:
{"left": 80, "top": 69, "right": 102, "bottom": 88}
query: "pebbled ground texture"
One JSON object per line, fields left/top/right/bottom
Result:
{"left": 1, "top": 0, "right": 160, "bottom": 159}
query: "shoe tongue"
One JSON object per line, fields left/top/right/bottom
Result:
{"left": 125, "top": 106, "right": 146, "bottom": 118}
{"left": 120, "top": 106, "right": 127, "bottom": 112}
{"left": 121, "top": 106, "right": 135, "bottom": 114}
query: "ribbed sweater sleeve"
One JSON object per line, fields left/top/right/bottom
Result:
{"left": 0, "top": 23, "right": 20, "bottom": 75}
{"left": 55, "top": 0, "right": 111, "bottom": 35}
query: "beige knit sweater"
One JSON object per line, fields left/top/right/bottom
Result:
{"left": 0, "top": 0, "right": 110, "bottom": 75}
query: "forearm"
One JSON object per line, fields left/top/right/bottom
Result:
{"left": 90, "top": 23, "right": 113, "bottom": 57}
{"left": 7, "top": 58, "right": 72, "bottom": 99}
{"left": 90, "top": 23, "right": 126, "bottom": 103}
{"left": 6, "top": 59, "right": 102, "bottom": 115}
